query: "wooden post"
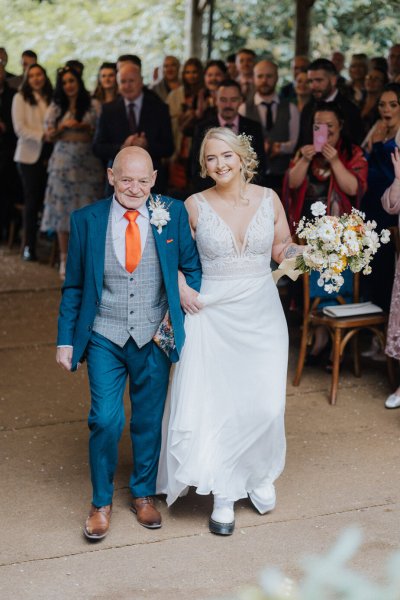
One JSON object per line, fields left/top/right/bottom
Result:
{"left": 185, "top": 0, "right": 207, "bottom": 59}
{"left": 295, "top": 0, "right": 315, "bottom": 57}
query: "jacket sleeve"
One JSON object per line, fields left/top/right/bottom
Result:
{"left": 57, "top": 213, "right": 85, "bottom": 346}
{"left": 92, "top": 105, "right": 122, "bottom": 162}
{"left": 177, "top": 203, "right": 202, "bottom": 291}
{"left": 11, "top": 93, "right": 44, "bottom": 143}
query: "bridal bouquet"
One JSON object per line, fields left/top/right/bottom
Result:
{"left": 295, "top": 202, "right": 391, "bottom": 293}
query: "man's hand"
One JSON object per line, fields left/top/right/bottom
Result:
{"left": 130, "top": 132, "right": 148, "bottom": 149}
{"left": 270, "top": 141, "right": 282, "bottom": 158}
{"left": 56, "top": 347, "right": 73, "bottom": 371}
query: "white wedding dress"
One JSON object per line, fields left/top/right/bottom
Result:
{"left": 157, "top": 188, "right": 288, "bottom": 511}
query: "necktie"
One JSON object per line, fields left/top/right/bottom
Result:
{"left": 127, "top": 102, "right": 137, "bottom": 134}
{"left": 124, "top": 210, "right": 141, "bottom": 272}
{"left": 261, "top": 101, "right": 274, "bottom": 131}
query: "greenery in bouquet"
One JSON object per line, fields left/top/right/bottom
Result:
{"left": 294, "top": 202, "right": 391, "bottom": 293}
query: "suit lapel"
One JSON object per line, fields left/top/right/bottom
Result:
{"left": 147, "top": 196, "right": 170, "bottom": 286}
{"left": 89, "top": 198, "right": 112, "bottom": 298}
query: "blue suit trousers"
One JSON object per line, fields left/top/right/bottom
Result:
{"left": 86, "top": 331, "right": 171, "bottom": 507}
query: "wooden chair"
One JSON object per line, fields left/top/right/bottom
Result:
{"left": 293, "top": 270, "right": 396, "bottom": 405}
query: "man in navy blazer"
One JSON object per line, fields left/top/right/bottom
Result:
{"left": 93, "top": 63, "right": 174, "bottom": 192}
{"left": 56, "top": 147, "right": 201, "bottom": 540}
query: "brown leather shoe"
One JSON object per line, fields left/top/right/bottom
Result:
{"left": 130, "top": 497, "right": 162, "bottom": 529}
{"left": 84, "top": 504, "right": 112, "bottom": 541}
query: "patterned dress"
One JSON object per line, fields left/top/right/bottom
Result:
{"left": 41, "top": 101, "right": 104, "bottom": 233}
{"left": 382, "top": 178, "right": 400, "bottom": 360}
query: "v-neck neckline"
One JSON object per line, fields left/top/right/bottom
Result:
{"left": 198, "top": 191, "right": 265, "bottom": 256}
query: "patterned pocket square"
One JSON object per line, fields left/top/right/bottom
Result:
{"left": 166, "top": 238, "right": 174, "bottom": 244}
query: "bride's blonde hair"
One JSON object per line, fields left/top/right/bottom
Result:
{"left": 199, "top": 127, "right": 259, "bottom": 183}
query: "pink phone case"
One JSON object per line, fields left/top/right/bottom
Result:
{"left": 313, "top": 123, "right": 328, "bottom": 152}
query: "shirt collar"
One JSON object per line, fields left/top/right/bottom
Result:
{"left": 217, "top": 114, "right": 240, "bottom": 130}
{"left": 112, "top": 195, "right": 149, "bottom": 222}
{"left": 123, "top": 93, "right": 144, "bottom": 112}
{"left": 325, "top": 89, "right": 339, "bottom": 102}
{"left": 254, "top": 91, "right": 280, "bottom": 106}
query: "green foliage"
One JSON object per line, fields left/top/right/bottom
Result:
{"left": 0, "top": 0, "right": 399, "bottom": 88}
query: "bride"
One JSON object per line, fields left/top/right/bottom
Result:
{"left": 157, "top": 127, "right": 302, "bottom": 535}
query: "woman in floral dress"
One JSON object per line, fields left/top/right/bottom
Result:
{"left": 41, "top": 66, "right": 104, "bottom": 278}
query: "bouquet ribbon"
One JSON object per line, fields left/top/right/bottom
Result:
{"left": 272, "top": 257, "right": 301, "bottom": 284}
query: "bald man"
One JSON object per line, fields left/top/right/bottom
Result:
{"left": 93, "top": 63, "right": 174, "bottom": 192}
{"left": 56, "top": 147, "right": 201, "bottom": 540}
{"left": 240, "top": 60, "right": 299, "bottom": 193}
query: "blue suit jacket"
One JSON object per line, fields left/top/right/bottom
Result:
{"left": 57, "top": 196, "right": 202, "bottom": 370}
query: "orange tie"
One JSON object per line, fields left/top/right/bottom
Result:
{"left": 124, "top": 210, "right": 141, "bottom": 272}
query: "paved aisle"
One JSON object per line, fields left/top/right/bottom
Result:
{"left": 0, "top": 250, "right": 399, "bottom": 600}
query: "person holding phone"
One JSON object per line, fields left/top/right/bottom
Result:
{"left": 287, "top": 102, "right": 367, "bottom": 223}
{"left": 286, "top": 102, "right": 368, "bottom": 363}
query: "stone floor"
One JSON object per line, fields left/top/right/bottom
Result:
{"left": 0, "top": 245, "right": 399, "bottom": 600}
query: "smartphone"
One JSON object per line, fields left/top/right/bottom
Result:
{"left": 313, "top": 123, "right": 328, "bottom": 152}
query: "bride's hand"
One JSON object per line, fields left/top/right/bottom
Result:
{"left": 179, "top": 284, "right": 204, "bottom": 314}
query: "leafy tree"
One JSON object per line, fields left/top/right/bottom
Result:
{"left": 0, "top": 0, "right": 398, "bottom": 87}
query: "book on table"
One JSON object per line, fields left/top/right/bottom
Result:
{"left": 322, "top": 302, "right": 383, "bottom": 318}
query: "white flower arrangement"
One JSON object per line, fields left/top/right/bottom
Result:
{"left": 149, "top": 194, "right": 171, "bottom": 234}
{"left": 295, "top": 203, "right": 391, "bottom": 293}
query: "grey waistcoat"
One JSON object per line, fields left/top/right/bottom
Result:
{"left": 92, "top": 212, "right": 167, "bottom": 348}
{"left": 244, "top": 98, "right": 291, "bottom": 175}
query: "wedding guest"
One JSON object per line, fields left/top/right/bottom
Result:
{"left": 331, "top": 51, "right": 346, "bottom": 89}
{"left": 0, "top": 59, "right": 19, "bottom": 243}
{"left": 12, "top": 63, "right": 53, "bottom": 261}
{"left": 370, "top": 56, "right": 388, "bottom": 74}
{"left": 151, "top": 56, "right": 180, "bottom": 102}
{"left": 240, "top": 60, "right": 300, "bottom": 194}
{"left": 66, "top": 59, "right": 84, "bottom": 77}
{"left": 226, "top": 53, "right": 238, "bottom": 80}
{"left": 93, "top": 62, "right": 174, "bottom": 193}
{"left": 361, "top": 84, "right": 400, "bottom": 313}
{"left": 116, "top": 54, "right": 142, "bottom": 71}
{"left": 382, "top": 147, "right": 400, "bottom": 408}
{"left": 293, "top": 67, "right": 311, "bottom": 113}
{"left": 344, "top": 53, "right": 368, "bottom": 107}
{"left": 298, "top": 58, "right": 364, "bottom": 147}
{"left": 360, "top": 68, "right": 388, "bottom": 135}
{"left": 92, "top": 62, "right": 118, "bottom": 104}
{"left": 0, "top": 47, "right": 16, "bottom": 79}
{"left": 388, "top": 44, "right": 400, "bottom": 82}
{"left": 166, "top": 57, "right": 204, "bottom": 191}
{"left": 8, "top": 50, "right": 37, "bottom": 90}
{"left": 288, "top": 102, "right": 368, "bottom": 361}
{"left": 198, "top": 59, "right": 227, "bottom": 120}
{"left": 280, "top": 55, "right": 310, "bottom": 102}
{"left": 41, "top": 66, "right": 103, "bottom": 279}
{"left": 235, "top": 48, "right": 256, "bottom": 101}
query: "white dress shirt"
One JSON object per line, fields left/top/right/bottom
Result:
{"left": 239, "top": 92, "right": 300, "bottom": 154}
{"left": 111, "top": 195, "right": 149, "bottom": 267}
{"left": 123, "top": 94, "right": 144, "bottom": 127}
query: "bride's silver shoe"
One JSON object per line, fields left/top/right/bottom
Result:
{"left": 209, "top": 496, "right": 235, "bottom": 535}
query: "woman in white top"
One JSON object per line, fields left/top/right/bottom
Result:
{"left": 12, "top": 63, "right": 53, "bottom": 261}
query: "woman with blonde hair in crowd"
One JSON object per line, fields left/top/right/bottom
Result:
{"left": 12, "top": 63, "right": 53, "bottom": 261}
{"left": 158, "top": 127, "right": 303, "bottom": 535}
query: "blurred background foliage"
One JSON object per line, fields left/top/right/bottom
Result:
{"left": 0, "top": 0, "right": 399, "bottom": 88}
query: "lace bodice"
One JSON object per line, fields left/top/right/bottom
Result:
{"left": 194, "top": 189, "right": 275, "bottom": 279}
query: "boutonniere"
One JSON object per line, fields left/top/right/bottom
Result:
{"left": 149, "top": 194, "right": 171, "bottom": 234}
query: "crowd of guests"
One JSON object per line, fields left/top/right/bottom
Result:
{"left": 1, "top": 43, "right": 400, "bottom": 395}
